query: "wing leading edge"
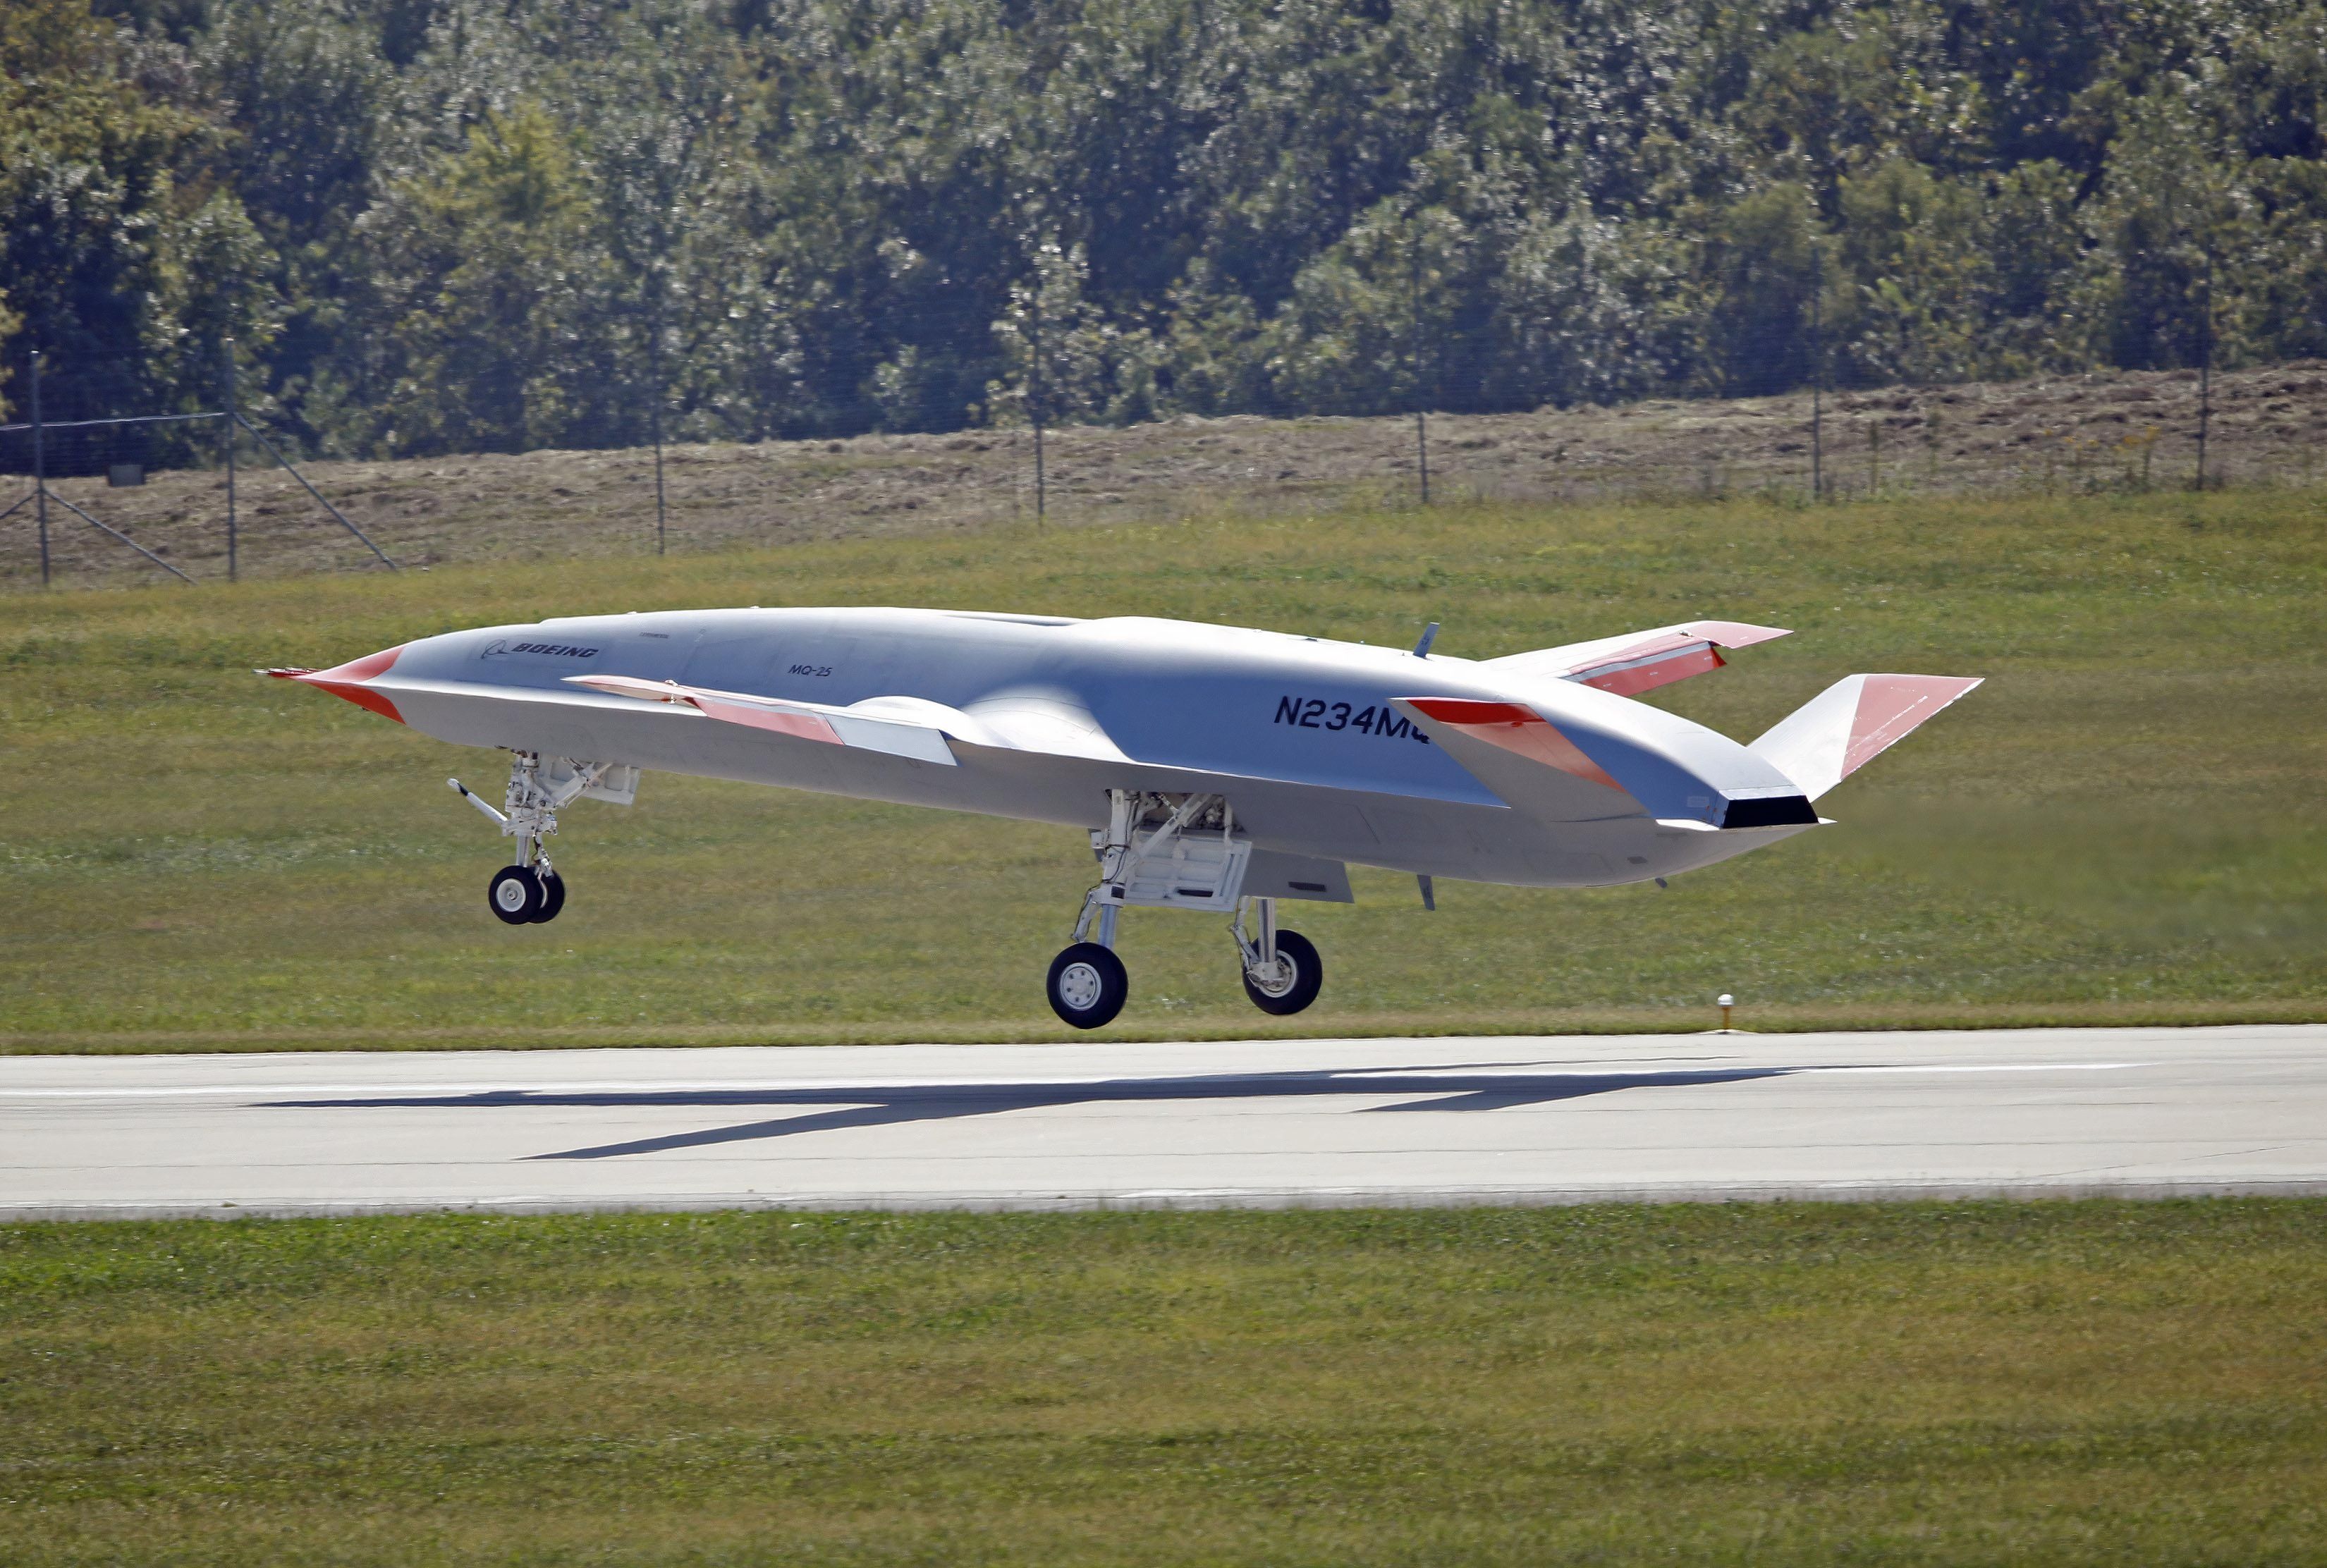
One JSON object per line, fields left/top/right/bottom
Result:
{"left": 565, "top": 673, "right": 958, "bottom": 765}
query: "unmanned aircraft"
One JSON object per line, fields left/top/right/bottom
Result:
{"left": 269, "top": 608, "right": 1976, "bottom": 1027}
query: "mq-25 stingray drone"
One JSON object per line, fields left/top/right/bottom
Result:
{"left": 270, "top": 608, "right": 1976, "bottom": 1028}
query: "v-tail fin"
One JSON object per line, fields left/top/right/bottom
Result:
{"left": 1748, "top": 674, "right": 1981, "bottom": 802}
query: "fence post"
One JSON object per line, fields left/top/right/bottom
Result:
{"left": 31, "top": 349, "right": 47, "bottom": 587}
{"left": 649, "top": 307, "right": 667, "bottom": 555}
{"left": 1412, "top": 245, "right": 1429, "bottom": 506}
{"left": 2193, "top": 250, "right": 2213, "bottom": 493}
{"left": 223, "top": 337, "right": 238, "bottom": 582}
{"left": 1030, "top": 289, "right": 1046, "bottom": 527}
{"left": 1810, "top": 249, "right": 1824, "bottom": 501}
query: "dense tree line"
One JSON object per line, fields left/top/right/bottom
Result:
{"left": 2, "top": 0, "right": 2323, "bottom": 460}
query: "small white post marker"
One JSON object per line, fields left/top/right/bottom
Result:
{"left": 1717, "top": 993, "right": 1735, "bottom": 1032}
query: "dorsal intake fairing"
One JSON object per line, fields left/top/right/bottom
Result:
{"left": 1398, "top": 679, "right": 1807, "bottom": 826}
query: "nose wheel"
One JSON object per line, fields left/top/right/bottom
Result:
{"left": 1046, "top": 942, "right": 1128, "bottom": 1029}
{"left": 487, "top": 864, "right": 565, "bottom": 924}
{"left": 455, "top": 754, "right": 609, "bottom": 927}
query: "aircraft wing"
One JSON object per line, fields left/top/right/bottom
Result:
{"left": 564, "top": 674, "right": 960, "bottom": 765}
{"left": 1479, "top": 619, "right": 1790, "bottom": 697}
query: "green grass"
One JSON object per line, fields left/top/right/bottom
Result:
{"left": 2, "top": 1203, "right": 2324, "bottom": 1564}
{"left": 3, "top": 489, "right": 2323, "bottom": 1048}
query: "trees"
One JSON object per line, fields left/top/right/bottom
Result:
{"left": 3, "top": 0, "right": 2322, "bottom": 460}
{"left": 1830, "top": 159, "right": 1990, "bottom": 386}
{"left": 362, "top": 101, "right": 592, "bottom": 454}
{"left": 1704, "top": 185, "right": 1825, "bottom": 397}
{"left": 0, "top": 0, "right": 277, "bottom": 441}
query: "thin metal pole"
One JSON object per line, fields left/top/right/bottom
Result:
{"left": 2194, "top": 250, "right": 2213, "bottom": 494}
{"left": 0, "top": 410, "right": 219, "bottom": 434}
{"left": 234, "top": 413, "right": 396, "bottom": 569}
{"left": 1810, "top": 250, "right": 1824, "bottom": 501}
{"left": 45, "top": 486, "right": 193, "bottom": 583}
{"left": 223, "top": 336, "right": 237, "bottom": 581}
{"left": 649, "top": 307, "right": 666, "bottom": 555}
{"left": 32, "top": 350, "right": 49, "bottom": 587}
{"left": 1412, "top": 245, "right": 1429, "bottom": 505}
{"left": 1030, "top": 290, "right": 1046, "bottom": 527}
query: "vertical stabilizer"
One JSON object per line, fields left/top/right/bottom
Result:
{"left": 1749, "top": 674, "right": 1980, "bottom": 801}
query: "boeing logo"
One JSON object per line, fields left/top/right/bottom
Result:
{"left": 482, "top": 639, "right": 599, "bottom": 659}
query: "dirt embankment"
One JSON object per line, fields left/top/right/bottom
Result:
{"left": 7, "top": 362, "right": 2321, "bottom": 589}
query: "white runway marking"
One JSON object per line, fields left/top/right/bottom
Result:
{"left": 0, "top": 1024, "right": 2317, "bottom": 1218}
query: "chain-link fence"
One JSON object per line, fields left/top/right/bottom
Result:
{"left": 5, "top": 282, "right": 2317, "bottom": 588}
{"left": 0, "top": 342, "right": 394, "bottom": 585}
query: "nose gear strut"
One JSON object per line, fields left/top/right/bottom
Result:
{"left": 448, "top": 751, "right": 610, "bottom": 925}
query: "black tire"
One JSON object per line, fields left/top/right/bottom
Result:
{"left": 487, "top": 864, "right": 543, "bottom": 925}
{"left": 1242, "top": 929, "right": 1322, "bottom": 1016}
{"left": 530, "top": 869, "right": 566, "bottom": 924}
{"left": 1046, "top": 942, "right": 1129, "bottom": 1029}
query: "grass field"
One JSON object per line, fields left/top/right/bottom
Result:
{"left": 2, "top": 1202, "right": 2323, "bottom": 1564}
{"left": 3, "top": 488, "right": 2323, "bottom": 1049}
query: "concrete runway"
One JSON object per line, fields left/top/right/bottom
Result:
{"left": 3, "top": 1024, "right": 2321, "bottom": 1220}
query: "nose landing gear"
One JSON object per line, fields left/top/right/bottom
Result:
{"left": 453, "top": 753, "right": 616, "bottom": 926}
{"left": 485, "top": 863, "right": 566, "bottom": 926}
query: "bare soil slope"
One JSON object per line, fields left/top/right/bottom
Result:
{"left": 7, "top": 362, "right": 2323, "bottom": 589}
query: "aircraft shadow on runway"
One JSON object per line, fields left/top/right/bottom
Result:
{"left": 266, "top": 1062, "right": 1802, "bottom": 1161}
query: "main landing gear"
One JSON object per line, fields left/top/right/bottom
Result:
{"left": 1044, "top": 789, "right": 1325, "bottom": 1029}
{"left": 1233, "top": 901, "right": 1322, "bottom": 1017}
{"left": 450, "top": 752, "right": 621, "bottom": 926}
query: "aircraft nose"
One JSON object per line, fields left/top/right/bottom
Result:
{"left": 264, "top": 644, "right": 408, "bottom": 724}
